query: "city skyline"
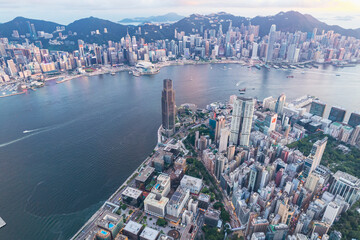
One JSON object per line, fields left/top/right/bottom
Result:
{"left": 0, "top": 0, "right": 359, "bottom": 28}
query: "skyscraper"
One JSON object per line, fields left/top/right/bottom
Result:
{"left": 275, "top": 94, "right": 286, "bottom": 115}
{"left": 161, "top": 79, "right": 176, "bottom": 135}
{"left": 328, "top": 106, "right": 346, "bottom": 123}
{"left": 215, "top": 115, "right": 226, "bottom": 143}
{"left": 304, "top": 137, "right": 327, "bottom": 177}
{"left": 229, "top": 97, "right": 255, "bottom": 147}
{"left": 310, "top": 100, "right": 326, "bottom": 117}
{"left": 265, "top": 24, "right": 276, "bottom": 62}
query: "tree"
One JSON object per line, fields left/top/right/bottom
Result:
{"left": 156, "top": 218, "right": 167, "bottom": 227}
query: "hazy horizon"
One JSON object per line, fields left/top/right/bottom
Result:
{"left": 0, "top": 0, "right": 359, "bottom": 29}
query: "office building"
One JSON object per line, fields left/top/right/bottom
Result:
{"left": 121, "top": 187, "right": 143, "bottom": 206}
{"left": 266, "top": 224, "right": 289, "bottom": 240}
{"left": 219, "top": 128, "right": 230, "bottom": 152}
{"left": 139, "top": 227, "right": 160, "bottom": 240}
{"left": 303, "top": 137, "right": 327, "bottom": 177}
{"left": 265, "top": 24, "right": 276, "bottom": 62}
{"left": 322, "top": 201, "right": 340, "bottom": 225}
{"left": 166, "top": 186, "right": 190, "bottom": 219}
{"left": 310, "top": 100, "right": 326, "bottom": 117}
{"left": 328, "top": 106, "right": 346, "bottom": 123}
{"left": 144, "top": 193, "right": 169, "bottom": 217}
{"left": 328, "top": 171, "right": 360, "bottom": 205}
{"left": 275, "top": 94, "right": 286, "bottom": 115}
{"left": 349, "top": 125, "right": 360, "bottom": 146}
{"left": 348, "top": 112, "right": 360, "bottom": 128}
{"left": 204, "top": 208, "right": 221, "bottom": 227}
{"left": 215, "top": 154, "right": 227, "bottom": 180}
{"left": 123, "top": 221, "right": 144, "bottom": 240}
{"left": 180, "top": 175, "right": 203, "bottom": 194}
{"left": 162, "top": 79, "right": 176, "bottom": 135}
{"left": 215, "top": 115, "right": 226, "bottom": 143}
{"left": 230, "top": 97, "right": 255, "bottom": 147}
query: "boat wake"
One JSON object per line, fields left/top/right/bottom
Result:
{"left": 23, "top": 127, "right": 51, "bottom": 134}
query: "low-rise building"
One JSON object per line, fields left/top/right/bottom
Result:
{"left": 180, "top": 175, "right": 203, "bottom": 194}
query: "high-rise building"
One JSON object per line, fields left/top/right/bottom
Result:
{"left": 264, "top": 113, "right": 277, "bottom": 133}
{"left": 328, "top": 171, "right": 360, "bottom": 205}
{"left": 328, "top": 106, "right": 346, "bottom": 123}
{"left": 310, "top": 100, "right": 326, "bottom": 117}
{"left": 229, "top": 97, "right": 255, "bottom": 147}
{"left": 215, "top": 154, "right": 227, "bottom": 180}
{"left": 161, "top": 79, "right": 176, "bottom": 135}
{"left": 265, "top": 24, "right": 276, "bottom": 62}
{"left": 322, "top": 201, "right": 340, "bottom": 225}
{"left": 304, "top": 137, "right": 327, "bottom": 177}
{"left": 215, "top": 116, "right": 226, "bottom": 143}
{"left": 349, "top": 125, "right": 360, "bottom": 146}
{"left": 275, "top": 94, "right": 286, "bottom": 115}
{"left": 348, "top": 112, "right": 360, "bottom": 128}
{"left": 219, "top": 128, "right": 230, "bottom": 152}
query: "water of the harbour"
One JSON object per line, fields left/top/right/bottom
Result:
{"left": 0, "top": 64, "right": 359, "bottom": 239}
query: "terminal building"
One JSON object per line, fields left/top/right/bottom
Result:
{"left": 180, "top": 175, "right": 203, "bottom": 194}
{"left": 144, "top": 193, "right": 169, "bottom": 217}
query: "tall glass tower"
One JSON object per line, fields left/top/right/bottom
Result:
{"left": 161, "top": 79, "right": 176, "bottom": 135}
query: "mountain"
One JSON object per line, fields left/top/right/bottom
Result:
{"left": 251, "top": 11, "right": 360, "bottom": 38}
{"left": 66, "top": 17, "right": 133, "bottom": 43}
{"left": 169, "top": 11, "right": 360, "bottom": 38}
{"left": 119, "top": 13, "right": 184, "bottom": 24}
{"left": 0, "top": 16, "right": 62, "bottom": 37}
{"left": 1, "top": 11, "right": 360, "bottom": 48}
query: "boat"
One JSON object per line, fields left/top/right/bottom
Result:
{"left": 264, "top": 64, "right": 270, "bottom": 70}
{"left": 287, "top": 75, "right": 294, "bottom": 78}
{"left": 239, "top": 88, "right": 246, "bottom": 94}
{"left": 273, "top": 65, "right": 280, "bottom": 69}
{"left": 0, "top": 217, "right": 5, "bottom": 229}
{"left": 255, "top": 64, "right": 261, "bottom": 70}
{"left": 336, "top": 74, "right": 341, "bottom": 76}
{"left": 110, "top": 72, "right": 116, "bottom": 76}
{"left": 301, "top": 71, "right": 305, "bottom": 74}
{"left": 133, "top": 71, "right": 141, "bottom": 77}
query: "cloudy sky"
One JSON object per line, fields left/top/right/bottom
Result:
{"left": 0, "top": 0, "right": 359, "bottom": 29}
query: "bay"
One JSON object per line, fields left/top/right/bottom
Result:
{"left": 0, "top": 63, "right": 359, "bottom": 239}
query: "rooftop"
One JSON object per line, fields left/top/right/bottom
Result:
{"left": 139, "top": 227, "right": 160, "bottom": 240}
{"left": 135, "top": 166, "right": 155, "bottom": 183}
{"left": 123, "top": 220, "right": 143, "bottom": 235}
{"left": 334, "top": 170, "right": 360, "bottom": 187}
{"left": 122, "top": 187, "right": 143, "bottom": 199}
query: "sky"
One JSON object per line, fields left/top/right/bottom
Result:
{"left": 0, "top": 0, "right": 360, "bottom": 29}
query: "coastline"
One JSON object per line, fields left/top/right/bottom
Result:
{"left": 1, "top": 59, "right": 358, "bottom": 99}
{"left": 71, "top": 125, "right": 162, "bottom": 239}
